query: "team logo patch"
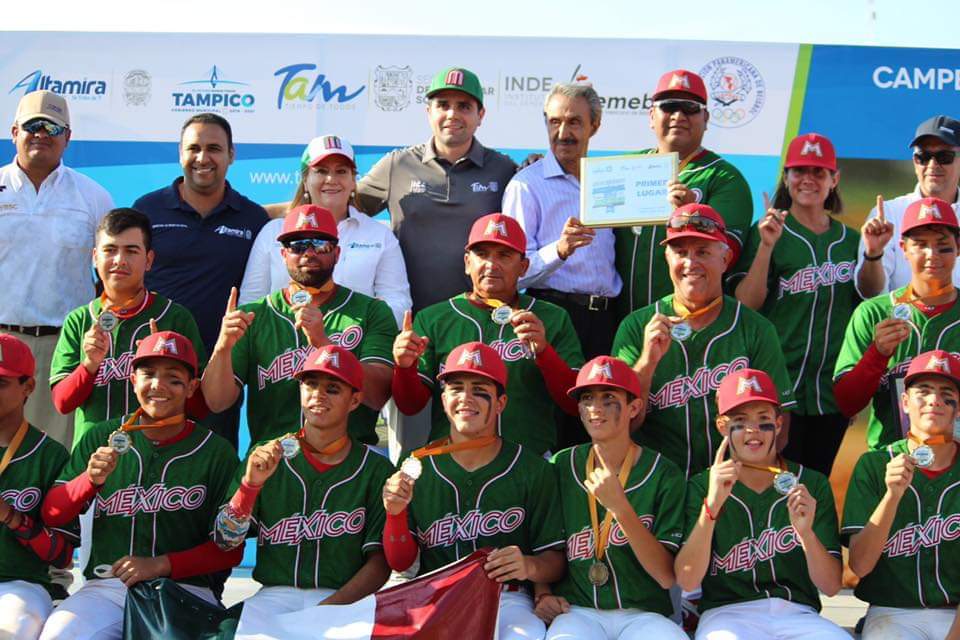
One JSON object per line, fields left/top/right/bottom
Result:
{"left": 316, "top": 350, "right": 340, "bottom": 369}
{"left": 588, "top": 362, "right": 613, "bottom": 381}
{"left": 669, "top": 73, "right": 691, "bottom": 90}
{"left": 458, "top": 348, "right": 483, "bottom": 367}
{"left": 484, "top": 220, "right": 508, "bottom": 238}
{"left": 800, "top": 140, "right": 823, "bottom": 157}
{"left": 297, "top": 212, "right": 318, "bottom": 228}
{"left": 322, "top": 136, "right": 342, "bottom": 150}
{"left": 699, "top": 56, "right": 766, "bottom": 129}
{"left": 445, "top": 69, "right": 465, "bottom": 86}
{"left": 736, "top": 375, "right": 763, "bottom": 395}
{"left": 925, "top": 355, "right": 951, "bottom": 373}
{"left": 918, "top": 204, "right": 942, "bottom": 221}
{"left": 153, "top": 338, "right": 179, "bottom": 355}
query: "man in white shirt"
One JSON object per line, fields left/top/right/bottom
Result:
{"left": 0, "top": 90, "right": 114, "bottom": 448}
{"left": 856, "top": 115, "right": 960, "bottom": 297}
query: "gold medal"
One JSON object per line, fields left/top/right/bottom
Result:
{"left": 588, "top": 561, "right": 609, "bottom": 586}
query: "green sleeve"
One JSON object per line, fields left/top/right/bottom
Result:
{"left": 230, "top": 303, "right": 257, "bottom": 386}
{"left": 413, "top": 311, "right": 437, "bottom": 388}
{"left": 362, "top": 458, "right": 393, "bottom": 552}
{"left": 749, "top": 315, "right": 796, "bottom": 409}
{"left": 354, "top": 153, "right": 392, "bottom": 216}
{"left": 548, "top": 307, "right": 586, "bottom": 369}
{"left": 358, "top": 298, "right": 399, "bottom": 365}
{"left": 612, "top": 310, "right": 649, "bottom": 367}
{"left": 841, "top": 452, "right": 884, "bottom": 544}
{"left": 652, "top": 458, "right": 686, "bottom": 551}
{"left": 809, "top": 472, "right": 841, "bottom": 555}
{"left": 834, "top": 301, "right": 882, "bottom": 379}
{"left": 725, "top": 223, "right": 762, "bottom": 291}
{"left": 49, "top": 307, "right": 87, "bottom": 385}
{"left": 683, "top": 472, "right": 708, "bottom": 541}
{"left": 706, "top": 165, "right": 753, "bottom": 250}
{"left": 56, "top": 422, "right": 106, "bottom": 484}
{"left": 528, "top": 458, "right": 565, "bottom": 553}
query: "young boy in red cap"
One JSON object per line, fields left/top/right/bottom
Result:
{"left": 845, "top": 349, "right": 960, "bottom": 638}
{"left": 675, "top": 368, "right": 845, "bottom": 640}
{"left": 213, "top": 344, "right": 394, "bottom": 634}
{"left": 0, "top": 334, "right": 78, "bottom": 639}
{"left": 382, "top": 341, "right": 566, "bottom": 640}
{"left": 537, "top": 355, "right": 686, "bottom": 639}
{"left": 38, "top": 331, "right": 240, "bottom": 640}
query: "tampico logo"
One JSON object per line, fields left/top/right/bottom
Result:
{"left": 123, "top": 70, "right": 151, "bottom": 107}
{"left": 171, "top": 66, "right": 255, "bottom": 113}
{"left": 699, "top": 57, "right": 766, "bottom": 128}
{"left": 274, "top": 63, "right": 365, "bottom": 110}
{"left": 9, "top": 69, "right": 107, "bottom": 101}
{"left": 373, "top": 65, "right": 413, "bottom": 111}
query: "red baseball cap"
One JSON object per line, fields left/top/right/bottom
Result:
{"left": 294, "top": 345, "right": 364, "bottom": 390}
{"left": 438, "top": 341, "right": 508, "bottom": 388}
{"left": 652, "top": 69, "right": 708, "bottom": 104}
{"left": 567, "top": 356, "right": 641, "bottom": 399}
{"left": 131, "top": 331, "right": 199, "bottom": 377}
{"left": 716, "top": 368, "right": 780, "bottom": 415}
{"left": 904, "top": 350, "right": 960, "bottom": 389}
{"left": 784, "top": 133, "right": 837, "bottom": 172}
{"left": 900, "top": 197, "right": 959, "bottom": 237}
{"left": 277, "top": 205, "right": 339, "bottom": 243}
{"left": 0, "top": 333, "right": 35, "bottom": 378}
{"left": 661, "top": 203, "right": 729, "bottom": 247}
{"left": 465, "top": 213, "right": 526, "bottom": 254}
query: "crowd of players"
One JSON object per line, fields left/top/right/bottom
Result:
{"left": 1, "top": 62, "right": 959, "bottom": 640}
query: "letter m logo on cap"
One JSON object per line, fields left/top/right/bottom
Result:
{"left": 446, "top": 69, "right": 465, "bottom": 86}
{"left": 316, "top": 350, "right": 340, "bottom": 369}
{"left": 297, "top": 211, "right": 318, "bottom": 229}
{"left": 458, "top": 349, "right": 482, "bottom": 367}
{"left": 153, "top": 338, "right": 179, "bottom": 355}
{"left": 588, "top": 362, "right": 613, "bottom": 381}
{"left": 925, "top": 355, "right": 951, "bottom": 373}
{"left": 484, "top": 220, "right": 508, "bottom": 238}
{"left": 800, "top": 140, "right": 823, "bottom": 157}
{"left": 323, "top": 136, "right": 342, "bottom": 150}
{"left": 669, "top": 73, "right": 690, "bottom": 89}
{"left": 736, "top": 375, "right": 762, "bottom": 395}
{"left": 918, "top": 204, "right": 942, "bottom": 221}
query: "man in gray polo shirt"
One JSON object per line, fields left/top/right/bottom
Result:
{"left": 356, "top": 66, "right": 517, "bottom": 312}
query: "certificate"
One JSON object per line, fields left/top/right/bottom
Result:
{"left": 579, "top": 152, "right": 678, "bottom": 228}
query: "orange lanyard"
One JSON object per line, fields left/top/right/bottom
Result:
{"left": 587, "top": 445, "right": 636, "bottom": 563}
{"left": 99, "top": 289, "right": 146, "bottom": 319}
{"left": 119, "top": 408, "right": 185, "bottom": 433}
{"left": 289, "top": 281, "right": 335, "bottom": 298}
{"left": 677, "top": 147, "right": 703, "bottom": 172}
{"left": 411, "top": 435, "right": 498, "bottom": 459}
{"left": 0, "top": 420, "right": 29, "bottom": 479}
{"left": 673, "top": 296, "right": 723, "bottom": 322}
{"left": 740, "top": 457, "right": 788, "bottom": 475}
{"left": 295, "top": 430, "right": 350, "bottom": 456}
{"left": 897, "top": 283, "right": 955, "bottom": 307}
{"left": 908, "top": 432, "right": 952, "bottom": 446}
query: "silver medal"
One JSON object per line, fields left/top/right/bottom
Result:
{"left": 670, "top": 321, "right": 692, "bottom": 342}
{"left": 98, "top": 311, "right": 118, "bottom": 332}
{"left": 291, "top": 290, "right": 312, "bottom": 306}
{"left": 491, "top": 305, "right": 513, "bottom": 326}
{"left": 400, "top": 456, "right": 423, "bottom": 480}
{"left": 109, "top": 430, "right": 132, "bottom": 454}
{"left": 912, "top": 444, "right": 935, "bottom": 468}
{"left": 279, "top": 436, "right": 301, "bottom": 459}
{"left": 588, "top": 561, "right": 609, "bottom": 587}
{"left": 93, "top": 564, "right": 114, "bottom": 579}
{"left": 892, "top": 303, "right": 912, "bottom": 321}
{"left": 773, "top": 471, "right": 798, "bottom": 495}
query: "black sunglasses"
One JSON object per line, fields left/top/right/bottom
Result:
{"left": 668, "top": 213, "right": 723, "bottom": 234}
{"left": 283, "top": 238, "right": 336, "bottom": 254}
{"left": 654, "top": 99, "right": 705, "bottom": 116}
{"left": 22, "top": 119, "right": 68, "bottom": 137}
{"left": 914, "top": 149, "right": 957, "bottom": 166}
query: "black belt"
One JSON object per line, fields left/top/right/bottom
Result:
{"left": 527, "top": 288, "right": 612, "bottom": 312}
{"left": 0, "top": 323, "right": 60, "bottom": 337}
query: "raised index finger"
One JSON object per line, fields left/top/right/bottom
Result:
{"left": 763, "top": 191, "right": 772, "bottom": 212}
{"left": 876, "top": 195, "right": 886, "bottom": 223}
{"left": 402, "top": 309, "right": 413, "bottom": 332}
{"left": 149, "top": 318, "right": 160, "bottom": 334}
{"left": 714, "top": 436, "right": 730, "bottom": 466}
{"left": 226, "top": 286, "right": 238, "bottom": 314}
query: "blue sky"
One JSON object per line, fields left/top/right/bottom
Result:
{"left": 9, "top": 0, "right": 959, "bottom": 50}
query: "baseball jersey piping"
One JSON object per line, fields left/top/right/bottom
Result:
{"left": 264, "top": 295, "right": 308, "bottom": 426}
{"left": 125, "top": 447, "right": 146, "bottom": 557}
{"left": 815, "top": 229, "right": 848, "bottom": 414}
{"left": 699, "top": 302, "right": 742, "bottom": 472}
{"left": 781, "top": 225, "right": 820, "bottom": 403}
{"left": 280, "top": 457, "right": 309, "bottom": 589}
{"left": 8, "top": 431, "right": 46, "bottom": 464}
{"left": 313, "top": 446, "right": 373, "bottom": 585}
{"left": 763, "top": 492, "right": 793, "bottom": 602}
{"left": 727, "top": 494, "right": 763, "bottom": 597}
{"left": 933, "top": 481, "right": 960, "bottom": 603}
{"left": 427, "top": 456, "right": 463, "bottom": 558}
{"left": 152, "top": 430, "right": 211, "bottom": 557}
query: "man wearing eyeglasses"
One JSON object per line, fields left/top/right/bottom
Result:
{"left": 855, "top": 115, "right": 960, "bottom": 298}
{"left": 201, "top": 205, "right": 397, "bottom": 450}
{"left": 614, "top": 70, "right": 753, "bottom": 316}
{"left": 0, "top": 90, "right": 114, "bottom": 449}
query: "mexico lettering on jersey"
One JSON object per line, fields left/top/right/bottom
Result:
{"left": 777, "top": 261, "right": 855, "bottom": 297}
{"left": 418, "top": 507, "right": 525, "bottom": 547}
{"left": 95, "top": 484, "right": 207, "bottom": 516}
{"left": 711, "top": 525, "right": 801, "bottom": 575}
{"left": 648, "top": 357, "right": 750, "bottom": 410}
{"left": 49, "top": 293, "right": 206, "bottom": 445}
{"left": 565, "top": 517, "right": 655, "bottom": 560}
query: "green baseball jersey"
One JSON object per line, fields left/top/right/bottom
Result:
{"left": 834, "top": 288, "right": 960, "bottom": 449}
{"left": 56, "top": 417, "right": 238, "bottom": 588}
{"left": 685, "top": 461, "right": 840, "bottom": 613}
{"left": 842, "top": 440, "right": 960, "bottom": 608}
{"left": 228, "top": 438, "right": 393, "bottom": 590}
{"left": 551, "top": 445, "right": 685, "bottom": 615}
{"left": 612, "top": 295, "right": 796, "bottom": 477}
{"left": 1, "top": 425, "right": 79, "bottom": 596}
{"left": 614, "top": 149, "right": 753, "bottom": 316}
{"left": 413, "top": 293, "right": 585, "bottom": 455}
{"left": 407, "top": 440, "right": 564, "bottom": 575}
{"left": 728, "top": 218, "right": 862, "bottom": 416}
{"left": 232, "top": 288, "right": 397, "bottom": 446}
{"left": 50, "top": 293, "right": 206, "bottom": 447}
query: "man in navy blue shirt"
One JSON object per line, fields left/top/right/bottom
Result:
{"left": 133, "top": 113, "right": 267, "bottom": 448}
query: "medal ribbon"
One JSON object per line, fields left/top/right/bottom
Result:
{"left": 587, "top": 444, "right": 636, "bottom": 564}
{"left": 480, "top": 297, "right": 536, "bottom": 355}
{"left": 99, "top": 289, "right": 148, "bottom": 320}
{"left": 411, "top": 435, "right": 498, "bottom": 459}
{"left": 289, "top": 280, "right": 335, "bottom": 300}
{"left": 896, "top": 283, "right": 955, "bottom": 309}
{"left": 739, "top": 457, "right": 788, "bottom": 475}
{"left": 677, "top": 147, "right": 703, "bottom": 172}
{"left": 908, "top": 432, "right": 952, "bottom": 446}
{"left": 292, "top": 430, "right": 350, "bottom": 456}
{"left": 0, "top": 420, "right": 29, "bottom": 479}
{"left": 672, "top": 296, "right": 723, "bottom": 324}
{"left": 119, "top": 408, "right": 185, "bottom": 433}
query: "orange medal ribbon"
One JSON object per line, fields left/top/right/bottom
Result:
{"left": 411, "top": 435, "right": 499, "bottom": 459}
{"left": 296, "top": 430, "right": 350, "bottom": 456}
{"left": 740, "top": 456, "right": 788, "bottom": 475}
{"left": 908, "top": 432, "right": 952, "bottom": 446}
{"left": 896, "top": 283, "right": 955, "bottom": 308}
{"left": 672, "top": 296, "right": 723, "bottom": 323}
{"left": 290, "top": 280, "right": 335, "bottom": 298}
{"left": 677, "top": 147, "right": 703, "bottom": 172}
{"left": 0, "top": 420, "right": 29, "bottom": 479}
{"left": 119, "top": 408, "right": 185, "bottom": 433}
{"left": 99, "top": 289, "right": 147, "bottom": 319}
{"left": 587, "top": 444, "right": 637, "bottom": 565}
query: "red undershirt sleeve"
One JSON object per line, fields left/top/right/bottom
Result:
{"left": 185, "top": 386, "right": 210, "bottom": 421}
{"left": 51, "top": 365, "right": 96, "bottom": 414}
{"left": 383, "top": 511, "right": 418, "bottom": 571}
{"left": 833, "top": 343, "right": 890, "bottom": 418}
{"left": 11, "top": 513, "right": 76, "bottom": 568}
{"left": 535, "top": 344, "right": 579, "bottom": 416}
{"left": 167, "top": 540, "right": 243, "bottom": 580}
{"left": 391, "top": 365, "right": 432, "bottom": 415}
{"left": 42, "top": 474, "right": 100, "bottom": 527}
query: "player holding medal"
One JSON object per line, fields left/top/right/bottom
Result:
{"left": 38, "top": 331, "right": 240, "bottom": 640}
{"left": 844, "top": 349, "right": 960, "bottom": 639}
{"left": 675, "top": 368, "right": 846, "bottom": 640}
{"left": 834, "top": 197, "right": 960, "bottom": 450}
{"left": 612, "top": 204, "right": 795, "bottom": 478}
{"left": 391, "top": 213, "right": 584, "bottom": 456}
{"left": 383, "top": 342, "right": 566, "bottom": 640}
{"left": 535, "top": 356, "right": 686, "bottom": 639}
{"left": 212, "top": 345, "right": 394, "bottom": 626}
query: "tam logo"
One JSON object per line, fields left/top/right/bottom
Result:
{"left": 274, "top": 64, "right": 365, "bottom": 109}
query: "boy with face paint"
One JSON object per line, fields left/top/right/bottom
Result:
{"left": 38, "top": 331, "right": 241, "bottom": 640}
{"left": 537, "top": 356, "right": 686, "bottom": 639}
{"left": 835, "top": 197, "right": 960, "bottom": 449}
{"left": 844, "top": 349, "right": 960, "bottom": 639}
{"left": 675, "top": 368, "right": 846, "bottom": 640}
{"left": 382, "top": 342, "right": 565, "bottom": 640}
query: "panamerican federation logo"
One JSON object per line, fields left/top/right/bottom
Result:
{"left": 373, "top": 65, "right": 413, "bottom": 112}
{"left": 699, "top": 57, "right": 765, "bottom": 129}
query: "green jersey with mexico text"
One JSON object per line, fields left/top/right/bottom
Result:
{"left": 50, "top": 293, "right": 205, "bottom": 447}
{"left": 685, "top": 461, "right": 840, "bottom": 613}
{"left": 232, "top": 288, "right": 397, "bottom": 447}
{"left": 551, "top": 445, "right": 684, "bottom": 615}
{"left": 728, "top": 217, "right": 861, "bottom": 415}
{"left": 1, "top": 425, "right": 79, "bottom": 597}
{"left": 407, "top": 440, "right": 564, "bottom": 575}
{"left": 842, "top": 440, "right": 960, "bottom": 608}
{"left": 834, "top": 288, "right": 960, "bottom": 449}
{"left": 226, "top": 438, "right": 392, "bottom": 590}
{"left": 612, "top": 295, "right": 795, "bottom": 478}
{"left": 615, "top": 149, "right": 753, "bottom": 316}
{"left": 413, "top": 293, "right": 584, "bottom": 455}
{"left": 56, "top": 417, "right": 238, "bottom": 588}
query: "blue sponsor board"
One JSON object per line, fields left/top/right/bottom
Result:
{"left": 800, "top": 45, "right": 960, "bottom": 160}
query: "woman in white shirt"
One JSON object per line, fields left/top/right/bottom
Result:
{"left": 239, "top": 135, "right": 411, "bottom": 324}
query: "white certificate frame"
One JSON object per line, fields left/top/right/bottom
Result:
{"left": 579, "top": 152, "right": 678, "bottom": 228}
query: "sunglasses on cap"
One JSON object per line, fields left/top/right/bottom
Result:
{"left": 282, "top": 238, "right": 336, "bottom": 254}
{"left": 654, "top": 99, "right": 706, "bottom": 116}
{"left": 21, "top": 119, "right": 67, "bottom": 137}
{"left": 668, "top": 213, "right": 723, "bottom": 234}
{"left": 914, "top": 149, "right": 957, "bottom": 166}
